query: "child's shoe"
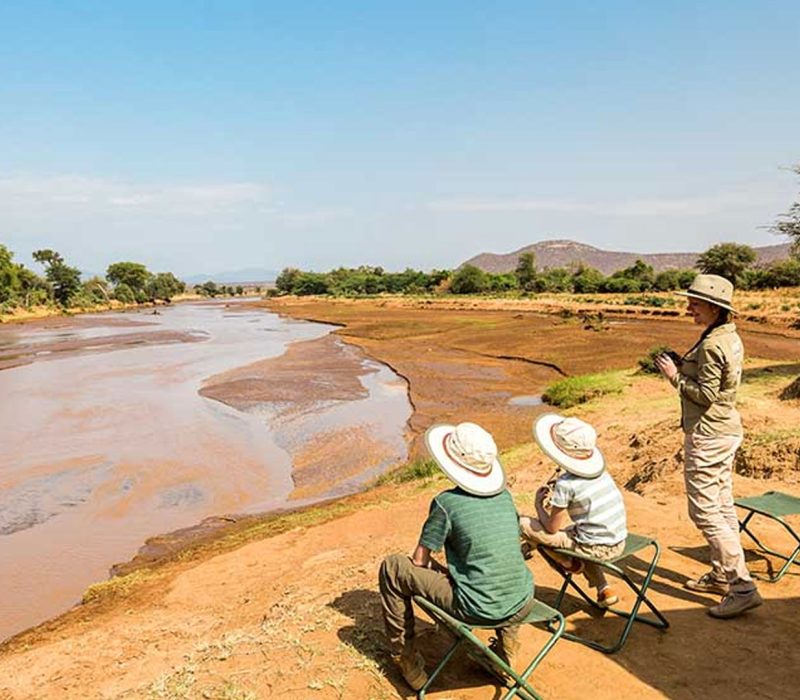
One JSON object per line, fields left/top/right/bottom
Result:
{"left": 597, "top": 585, "right": 619, "bottom": 608}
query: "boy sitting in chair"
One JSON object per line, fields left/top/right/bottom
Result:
{"left": 520, "top": 414, "right": 627, "bottom": 608}
{"left": 379, "top": 422, "right": 535, "bottom": 691}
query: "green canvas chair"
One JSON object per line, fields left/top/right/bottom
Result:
{"left": 412, "top": 595, "right": 564, "bottom": 700}
{"left": 736, "top": 490, "right": 800, "bottom": 582}
{"left": 537, "top": 532, "right": 669, "bottom": 654}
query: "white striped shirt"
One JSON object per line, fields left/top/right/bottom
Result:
{"left": 550, "top": 471, "right": 627, "bottom": 545}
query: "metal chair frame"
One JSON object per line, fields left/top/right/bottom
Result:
{"left": 736, "top": 490, "right": 800, "bottom": 583}
{"left": 538, "top": 533, "right": 669, "bottom": 654}
{"left": 412, "top": 595, "right": 565, "bottom": 700}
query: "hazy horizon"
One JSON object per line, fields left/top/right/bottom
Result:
{"left": 1, "top": 2, "right": 798, "bottom": 276}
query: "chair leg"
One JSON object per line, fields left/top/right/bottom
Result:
{"left": 418, "top": 637, "right": 464, "bottom": 699}
{"left": 417, "top": 615, "right": 562, "bottom": 700}
{"left": 501, "top": 612, "right": 565, "bottom": 700}
{"left": 739, "top": 512, "right": 800, "bottom": 583}
{"left": 542, "top": 543, "right": 669, "bottom": 654}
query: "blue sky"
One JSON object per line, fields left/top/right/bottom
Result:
{"left": 1, "top": 1, "right": 798, "bottom": 276}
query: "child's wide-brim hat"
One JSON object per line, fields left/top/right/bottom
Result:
{"left": 533, "top": 413, "right": 605, "bottom": 478}
{"left": 425, "top": 422, "right": 506, "bottom": 496}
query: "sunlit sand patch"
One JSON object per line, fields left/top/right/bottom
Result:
{"left": 288, "top": 424, "right": 400, "bottom": 501}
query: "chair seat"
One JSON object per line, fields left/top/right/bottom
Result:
{"left": 736, "top": 491, "right": 800, "bottom": 519}
{"left": 461, "top": 598, "right": 563, "bottom": 629}
{"left": 735, "top": 490, "right": 800, "bottom": 582}
{"left": 551, "top": 533, "right": 655, "bottom": 564}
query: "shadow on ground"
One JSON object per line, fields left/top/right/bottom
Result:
{"left": 330, "top": 589, "right": 508, "bottom": 699}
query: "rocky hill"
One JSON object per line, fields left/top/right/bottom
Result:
{"left": 462, "top": 239, "right": 792, "bottom": 274}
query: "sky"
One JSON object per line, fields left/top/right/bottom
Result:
{"left": 1, "top": 1, "right": 799, "bottom": 277}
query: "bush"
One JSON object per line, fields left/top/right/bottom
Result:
{"left": 542, "top": 372, "right": 624, "bottom": 408}
{"left": 623, "top": 295, "right": 670, "bottom": 307}
{"left": 450, "top": 265, "right": 489, "bottom": 294}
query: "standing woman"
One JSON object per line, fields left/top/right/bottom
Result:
{"left": 655, "top": 274, "right": 762, "bottom": 619}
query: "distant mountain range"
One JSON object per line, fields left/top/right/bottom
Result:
{"left": 183, "top": 267, "right": 279, "bottom": 284}
{"left": 461, "top": 239, "right": 792, "bottom": 275}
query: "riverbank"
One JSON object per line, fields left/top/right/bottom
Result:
{"left": 0, "top": 301, "right": 410, "bottom": 642}
{"left": 1, "top": 297, "right": 799, "bottom": 699}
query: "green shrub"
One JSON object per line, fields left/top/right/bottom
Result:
{"left": 623, "top": 295, "right": 670, "bottom": 307}
{"left": 376, "top": 458, "right": 441, "bottom": 485}
{"left": 542, "top": 372, "right": 624, "bottom": 408}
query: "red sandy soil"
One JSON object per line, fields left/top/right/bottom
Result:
{"left": 1, "top": 298, "right": 799, "bottom": 700}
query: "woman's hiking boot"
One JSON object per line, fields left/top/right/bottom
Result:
{"left": 685, "top": 571, "right": 729, "bottom": 596}
{"left": 708, "top": 587, "right": 763, "bottom": 619}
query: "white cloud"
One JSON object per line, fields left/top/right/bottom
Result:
{"left": 428, "top": 183, "right": 793, "bottom": 218}
{"left": 0, "top": 174, "right": 272, "bottom": 216}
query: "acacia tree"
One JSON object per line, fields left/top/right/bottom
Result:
{"left": 772, "top": 164, "right": 800, "bottom": 257}
{"left": 32, "top": 249, "right": 81, "bottom": 306}
{"left": 696, "top": 243, "right": 756, "bottom": 285}
{"left": 106, "top": 261, "right": 152, "bottom": 301}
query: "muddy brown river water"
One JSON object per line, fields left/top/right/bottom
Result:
{"left": 0, "top": 301, "right": 411, "bottom": 641}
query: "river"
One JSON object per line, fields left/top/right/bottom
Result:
{"left": 0, "top": 301, "right": 411, "bottom": 641}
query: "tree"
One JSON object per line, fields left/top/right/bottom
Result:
{"left": 514, "top": 252, "right": 537, "bottom": 291}
{"left": 0, "top": 244, "right": 20, "bottom": 303}
{"left": 275, "top": 267, "right": 301, "bottom": 294}
{"left": 82, "top": 276, "right": 111, "bottom": 304}
{"left": 654, "top": 268, "right": 695, "bottom": 291}
{"left": 450, "top": 265, "right": 489, "bottom": 294}
{"left": 106, "top": 262, "right": 152, "bottom": 296}
{"left": 32, "top": 249, "right": 81, "bottom": 306}
{"left": 696, "top": 243, "right": 756, "bottom": 285}
{"left": 571, "top": 264, "right": 605, "bottom": 293}
{"left": 533, "top": 267, "right": 572, "bottom": 293}
{"left": 771, "top": 164, "right": 800, "bottom": 257}
{"left": 16, "top": 265, "right": 49, "bottom": 307}
{"left": 112, "top": 282, "right": 136, "bottom": 303}
{"left": 147, "top": 272, "right": 184, "bottom": 302}
{"left": 606, "top": 259, "right": 655, "bottom": 292}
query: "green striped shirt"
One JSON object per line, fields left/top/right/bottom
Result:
{"left": 419, "top": 488, "right": 534, "bottom": 621}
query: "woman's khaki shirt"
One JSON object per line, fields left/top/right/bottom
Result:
{"left": 669, "top": 322, "right": 743, "bottom": 437}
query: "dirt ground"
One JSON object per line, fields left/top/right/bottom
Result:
{"left": 1, "top": 297, "right": 799, "bottom": 700}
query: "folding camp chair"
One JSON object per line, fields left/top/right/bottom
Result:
{"left": 537, "top": 532, "right": 669, "bottom": 654}
{"left": 736, "top": 490, "right": 800, "bottom": 583}
{"left": 412, "top": 595, "right": 564, "bottom": 700}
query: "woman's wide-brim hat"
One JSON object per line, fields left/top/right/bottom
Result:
{"left": 676, "top": 273, "right": 736, "bottom": 313}
{"left": 425, "top": 422, "right": 506, "bottom": 497}
{"left": 533, "top": 413, "right": 605, "bottom": 478}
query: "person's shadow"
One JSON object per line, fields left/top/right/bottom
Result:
{"left": 329, "top": 589, "right": 505, "bottom": 698}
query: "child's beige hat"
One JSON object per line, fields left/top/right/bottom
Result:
{"left": 533, "top": 414, "right": 605, "bottom": 478}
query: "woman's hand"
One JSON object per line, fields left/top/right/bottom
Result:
{"left": 655, "top": 353, "right": 679, "bottom": 381}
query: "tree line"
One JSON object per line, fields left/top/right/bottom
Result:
{"left": 0, "top": 247, "right": 189, "bottom": 311}
{"left": 274, "top": 241, "right": 800, "bottom": 298}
